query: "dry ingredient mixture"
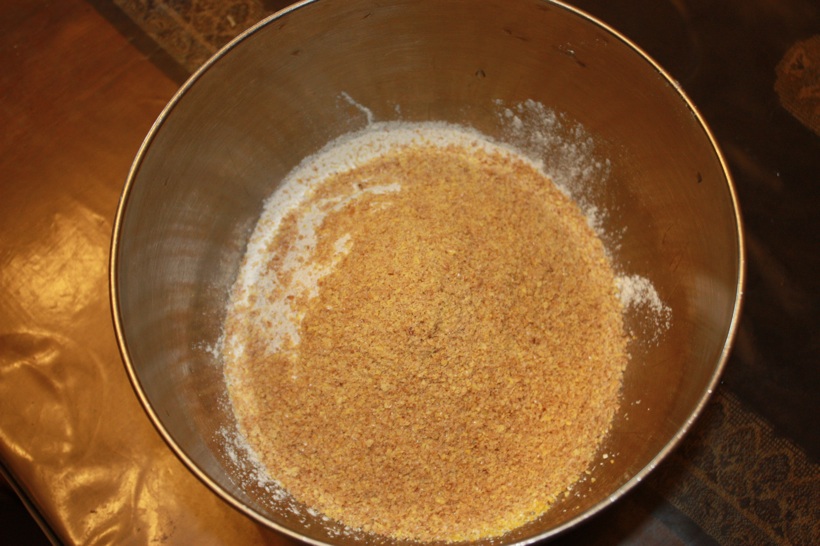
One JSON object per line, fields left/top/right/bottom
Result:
{"left": 222, "top": 124, "right": 628, "bottom": 542}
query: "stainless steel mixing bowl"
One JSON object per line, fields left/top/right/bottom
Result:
{"left": 111, "top": 0, "right": 744, "bottom": 543}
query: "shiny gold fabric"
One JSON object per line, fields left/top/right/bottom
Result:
{"left": 0, "top": 0, "right": 292, "bottom": 543}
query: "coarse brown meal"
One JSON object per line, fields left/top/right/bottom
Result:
{"left": 223, "top": 128, "right": 628, "bottom": 542}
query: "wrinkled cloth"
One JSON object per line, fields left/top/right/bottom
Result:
{"left": 0, "top": 0, "right": 291, "bottom": 543}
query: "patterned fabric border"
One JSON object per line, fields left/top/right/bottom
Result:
{"left": 649, "top": 390, "right": 819, "bottom": 545}
{"left": 112, "top": 0, "right": 279, "bottom": 72}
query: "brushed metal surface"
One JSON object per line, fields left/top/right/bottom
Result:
{"left": 111, "top": 0, "right": 744, "bottom": 544}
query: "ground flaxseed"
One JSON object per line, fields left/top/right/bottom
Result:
{"left": 223, "top": 126, "right": 628, "bottom": 542}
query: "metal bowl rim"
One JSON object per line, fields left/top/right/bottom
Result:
{"left": 109, "top": 0, "right": 746, "bottom": 543}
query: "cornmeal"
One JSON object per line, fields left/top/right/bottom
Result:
{"left": 223, "top": 126, "right": 628, "bottom": 542}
